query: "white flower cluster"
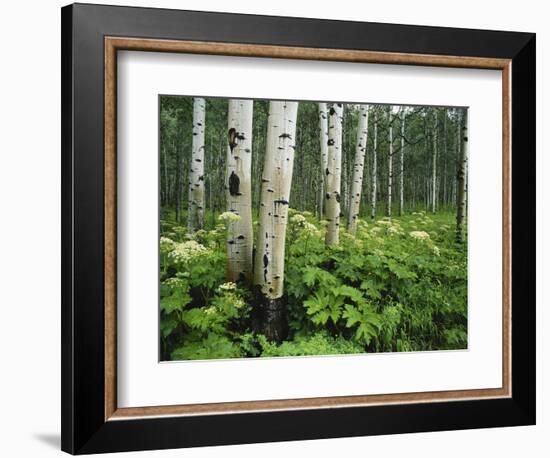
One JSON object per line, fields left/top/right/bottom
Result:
{"left": 387, "top": 226, "right": 400, "bottom": 235}
{"left": 218, "top": 212, "right": 241, "bottom": 223}
{"left": 219, "top": 282, "right": 237, "bottom": 291}
{"left": 303, "top": 222, "right": 320, "bottom": 236}
{"left": 290, "top": 214, "right": 306, "bottom": 224}
{"left": 163, "top": 277, "right": 187, "bottom": 288}
{"left": 160, "top": 236, "right": 176, "bottom": 252}
{"left": 409, "top": 230, "right": 430, "bottom": 241}
{"left": 233, "top": 297, "right": 246, "bottom": 309}
{"left": 168, "top": 240, "right": 209, "bottom": 263}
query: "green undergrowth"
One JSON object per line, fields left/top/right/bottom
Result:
{"left": 160, "top": 209, "right": 467, "bottom": 361}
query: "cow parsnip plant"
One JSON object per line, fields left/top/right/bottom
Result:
{"left": 160, "top": 209, "right": 467, "bottom": 360}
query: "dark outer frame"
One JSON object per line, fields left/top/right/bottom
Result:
{"left": 61, "top": 2, "right": 536, "bottom": 454}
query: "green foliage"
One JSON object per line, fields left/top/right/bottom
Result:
{"left": 258, "top": 332, "right": 365, "bottom": 357}
{"left": 171, "top": 334, "right": 241, "bottom": 360}
{"left": 160, "top": 209, "right": 467, "bottom": 360}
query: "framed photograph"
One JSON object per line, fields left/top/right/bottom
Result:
{"left": 61, "top": 3, "right": 536, "bottom": 454}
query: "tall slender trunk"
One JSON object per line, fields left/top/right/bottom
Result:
{"left": 348, "top": 105, "right": 368, "bottom": 234}
{"left": 370, "top": 110, "right": 378, "bottom": 219}
{"left": 386, "top": 109, "right": 393, "bottom": 218}
{"left": 431, "top": 115, "right": 438, "bottom": 214}
{"left": 325, "top": 103, "right": 344, "bottom": 246}
{"left": 253, "top": 101, "right": 298, "bottom": 342}
{"left": 225, "top": 100, "right": 254, "bottom": 283}
{"left": 175, "top": 119, "right": 183, "bottom": 223}
{"left": 456, "top": 110, "right": 468, "bottom": 242}
{"left": 424, "top": 117, "right": 429, "bottom": 211}
{"left": 443, "top": 112, "right": 448, "bottom": 207}
{"left": 318, "top": 103, "right": 329, "bottom": 219}
{"left": 187, "top": 97, "right": 206, "bottom": 232}
{"left": 399, "top": 109, "right": 405, "bottom": 216}
{"left": 341, "top": 113, "right": 349, "bottom": 218}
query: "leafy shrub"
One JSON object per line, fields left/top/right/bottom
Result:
{"left": 160, "top": 209, "right": 467, "bottom": 360}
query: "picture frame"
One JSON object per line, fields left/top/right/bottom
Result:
{"left": 61, "top": 3, "right": 535, "bottom": 454}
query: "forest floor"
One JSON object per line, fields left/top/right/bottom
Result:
{"left": 159, "top": 209, "right": 467, "bottom": 360}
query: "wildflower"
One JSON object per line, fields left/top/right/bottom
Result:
{"left": 160, "top": 236, "right": 176, "bottom": 252}
{"left": 219, "top": 282, "right": 237, "bottom": 291}
{"left": 163, "top": 277, "right": 186, "bottom": 288}
{"left": 370, "top": 226, "right": 382, "bottom": 234}
{"left": 194, "top": 229, "right": 207, "bottom": 238}
{"left": 302, "top": 211, "right": 313, "bottom": 217}
{"left": 376, "top": 220, "right": 392, "bottom": 227}
{"left": 168, "top": 240, "right": 209, "bottom": 263}
{"left": 218, "top": 211, "right": 241, "bottom": 223}
{"left": 387, "top": 226, "right": 400, "bottom": 235}
{"left": 204, "top": 306, "right": 217, "bottom": 316}
{"left": 432, "top": 245, "right": 441, "bottom": 256}
{"left": 233, "top": 297, "right": 245, "bottom": 309}
{"left": 409, "top": 231, "right": 430, "bottom": 241}
{"left": 302, "top": 222, "right": 320, "bottom": 236}
{"left": 290, "top": 214, "right": 306, "bottom": 224}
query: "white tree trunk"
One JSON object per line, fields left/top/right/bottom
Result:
{"left": 399, "top": 110, "right": 405, "bottom": 216}
{"left": 431, "top": 115, "right": 438, "bottom": 214}
{"left": 370, "top": 110, "right": 378, "bottom": 219}
{"left": 253, "top": 101, "right": 298, "bottom": 341}
{"left": 187, "top": 97, "right": 206, "bottom": 232}
{"left": 386, "top": 110, "right": 393, "bottom": 218}
{"left": 225, "top": 99, "right": 254, "bottom": 283}
{"left": 318, "top": 103, "right": 329, "bottom": 219}
{"left": 348, "top": 105, "right": 368, "bottom": 234}
{"left": 456, "top": 110, "right": 468, "bottom": 242}
{"left": 325, "top": 103, "right": 344, "bottom": 246}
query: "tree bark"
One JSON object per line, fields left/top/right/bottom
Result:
{"left": 225, "top": 99, "right": 254, "bottom": 283}
{"left": 175, "top": 114, "right": 184, "bottom": 224}
{"left": 456, "top": 110, "right": 468, "bottom": 243}
{"left": 398, "top": 109, "right": 405, "bottom": 216}
{"left": 253, "top": 101, "right": 298, "bottom": 342}
{"left": 386, "top": 109, "right": 393, "bottom": 218}
{"left": 187, "top": 97, "right": 206, "bottom": 232}
{"left": 348, "top": 105, "right": 368, "bottom": 234}
{"left": 431, "top": 115, "right": 438, "bottom": 214}
{"left": 318, "top": 103, "right": 329, "bottom": 219}
{"left": 325, "top": 103, "right": 344, "bottom": 246}
{"left": 370, "top": 110, "right": 378, "bottom": 219}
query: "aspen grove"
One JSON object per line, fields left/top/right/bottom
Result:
{"left": 160, "top": 96, "right": 468, "bottom": 360}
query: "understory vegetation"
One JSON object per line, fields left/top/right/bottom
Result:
{"left": 160, "top": 209, "right": 467, "bottom": 360}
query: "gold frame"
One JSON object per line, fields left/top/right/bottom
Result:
{"left": 104, "top": 36, "right": 512, "bottom": 421}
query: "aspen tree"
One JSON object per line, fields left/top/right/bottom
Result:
{"left": 325, "top": 103, "right": 344, "bottom": 246}
{"left": 348, "top": 105, "right": 368, "bottom": 234}
{"left": 187, "top": 97, "right": 205, "bottom": 232}
{"left": 386, "top": 107, "right": 394, "bottom": 218}
{"left": 399, "top": 108, "right": 406, "bottom": 216}
{"left": 253, "top": 101, "right": 298, "bottom": 342}
{"left": 175, "top": 111, "right": 185, "bottom": 224}
{"left": 318, "top": 103, "right": 329, "bottom": 218}
{"left": 225, "top": 99, "right": 254, "bottom": 283}
{"left": 456, "top": 110, "right": 468, "bottom": 242}
{"left": 431, "top": 113, "right": 438, "bottom": 214}
{"left": 370, "top": 109, "right": 378, "bottom": 219}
